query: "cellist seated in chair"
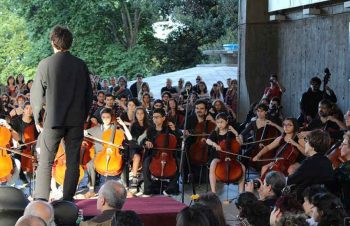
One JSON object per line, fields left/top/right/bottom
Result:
{"left": 84, "top": 108, "right": 132, "bottom": 197}
{"left": 142, "top": 108, "right": 182, "bottom": 196}
{"left": 206, "top": 113, "right": 245, "bottom": 193}
{"left": 252, "top": 117, "right": 305, "bottom": 179}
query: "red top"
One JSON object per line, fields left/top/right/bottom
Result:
{"left": 263, "top": 86, "right": 282, "bottom": 101}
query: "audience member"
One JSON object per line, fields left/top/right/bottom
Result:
{"left": 235, "top": 192, "right": 270, "bottom": 226}
{"left": 302, "top": 185, "right": 328, "bottom": 226}
{"left": 15, "top": 215, "right": 47, "bottom": 226}
{"left": 196, "top": 192, "right": 226, "bottom": 226}
{"left": 115, "top": 210, "right": 143, "bottom": 226}
{"left": 80, "top": 180, "right": 127, "bottom": 226}
{"left": 312, "top": 192, "right": 347, "bottom": 226}
{"left": 245, "top": 171, "right": 286, "bottom": 210}
{"left": 287, "top": 130, "right": 335, "bottom": 200}
{"left": 51, "top": 200, "right": 78, "bottom": 226}
{"left": 23, "top": 201, "right": 55, "bottom": 226}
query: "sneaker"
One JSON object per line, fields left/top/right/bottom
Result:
{"left": 141, "top": 194, "right": 151, "bottom": 197}
{"left": 130, "top": 177, "right": 139, "bottom": 187}
{"left": 162, "top": 190, "right": 171, "bottom": 197}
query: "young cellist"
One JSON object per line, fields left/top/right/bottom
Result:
{"left": 84, "top": 108, "right": 131, "bottom": 197}
{"left": 252, "top": 117, "right": 304, "bottom": 177}
{"left": 206, "top": 113, "right": 246, "bottom": 193}
{"left": 142, "top": 108, "right": 182, "bottom": 196}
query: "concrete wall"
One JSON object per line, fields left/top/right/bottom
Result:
{"left": 276, "top": 2, "right": 350, "bottom": 116}
{"left": 239, "top": 0, "right": 350, "bottom": 119}
{"left": 238, "top": 0, "right": 278, "bottom": 120}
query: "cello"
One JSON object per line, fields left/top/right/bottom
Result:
{"left": 189, "top": 120, "right": 216, "bottom": 166}
{"left": 327, "top": 140, "right": 346, "bottom": 169}
{"left": 149, "top": 133, "right": 178, "bottom": 179}
{"left": 52, "top": 142, "right": 85, "bottom": 186}
{"left": 20, "top": 124, "right": 37, "bottom": 173}
{"left": 248, "top": 123, "right": 280, "bottom": 170}
{"left": 0, "top": 125, "right": 13, "bottom": 183}
{"left": 214, "top": 136, "right": 243, "bottom": 184}
{"left": 260, "top": 135, "right": 299, "bottom": 180}
{"left": 93, "top": 125, "right": 124, "bottom": 177}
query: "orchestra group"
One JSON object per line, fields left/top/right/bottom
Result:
{"left": 0, "top": 68, "right": 349, "bottom": 207}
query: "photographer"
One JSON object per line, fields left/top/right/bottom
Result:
{"left": 267, "top": 97, "right": 283, "bottom": 126}
{"left": 261, "top": 74, "right": 285, "bottom": 102}
{"left": 245, "top": 171, "right": 286, "bottom": 210}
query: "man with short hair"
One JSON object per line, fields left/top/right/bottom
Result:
{"left": 130, "top": 73, "right": 143, "bottom": 98}
{"left": 160, "top": 78, "right": 177, "bottom": 96}
{"left": 31, "top": 25, "right": 93, "bottom": 201}
{"left": 23, "top": 200, "right": 55, "bottom": 226}
{"left": 245, "top": 171, "right": 286, "bottom": 210}
{"left": 15, "top": 215, "right": 47, "bottom": 226}
{"left": 80, "top": 180, "right": 127, "bottom": 226}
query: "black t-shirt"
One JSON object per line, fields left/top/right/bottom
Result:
{"left": 10, "top": 117, "right": 38, "bottom": 143}
{"left": 208, "top": 130, "right": 236, "bottom": 159}
{"left": 306, "top": 118, "right": 343, "bottom": 140}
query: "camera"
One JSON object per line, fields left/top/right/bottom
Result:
{"left": 253, "top": 179, "right": 261, "bottom": 189}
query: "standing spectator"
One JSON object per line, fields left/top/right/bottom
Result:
{"left": 16, "top": 74, "right": 27, "bottom": 94}
{"left": 174, "top": 78, "right": 185, "bottom": 100}
{"left": 137, "top": 82, "right": 153, "bottom": 101}
{"left": 225, "top": 79, "right": 238, "bottom": 114}
{"left": 193, "top": 75, "right": 203, "bottom": 93}
{"left": 209, "top": 83, "right": 224, "bottom": 101}
{"left": 113, "top": 76, "right": 133, "bottom": 99}
{"left": 108, "top": 76, "right": 117, "bottom": 94}
{"left": 224, "top": 78, "right": 232, "bottom": 98}
{"left": 130, "top": 73, "right": 143, "bottom": 98}
{"left": 196, "top": 81, "right": 210, "bottom": 99}
{"left": 25, "top": 79, "right": 33, "bottom": 93}
{"left": 261, "top": 74, "right": 285, "bottom": 103}
{"left": 100, "top": 79, "right": 110, "bottom": 93}
{"left": 6, "top": 75, "right": 18, "bottom": 100}
{"left": 160, "top": 78, "right": 177, "bottom": 96}
{"left": 179, "top": 81, "right": 193, "bottom": 105}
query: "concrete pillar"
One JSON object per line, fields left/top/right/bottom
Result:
{"left": 238, "top": 0, "right": 278, "bottom": 120}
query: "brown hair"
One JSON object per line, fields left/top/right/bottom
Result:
{"left": 306, "top": 129, "right": 331, "bottom": 155}
{"left": 50, "top": 25, "right": 73, "bottom": 50}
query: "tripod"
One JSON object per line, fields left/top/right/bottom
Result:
{"left": 179, "top": 91, "right": 197, "bottom": 203}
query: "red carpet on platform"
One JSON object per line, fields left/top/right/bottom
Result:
{"left": 76, "top": 196, "right": 187, "bottom": 226}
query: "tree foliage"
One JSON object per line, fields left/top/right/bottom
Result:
{"left": 0, "top": 0, "right": 238, "bottom": 80}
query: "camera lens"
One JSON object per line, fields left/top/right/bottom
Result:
{"left": 253, "top": 179, "right": 261, "bottom": 189}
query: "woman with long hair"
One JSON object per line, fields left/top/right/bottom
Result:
{"left": 197, "top": 192, "right": 226, "bottom": 226}
{"left": 129, "top": 107, "right": 150, "bottom": 187}
{"left": 197, "top": 81, "right": 210, "bottom": 99}
{"left": 167, "top": 98, "right": 185, "bottom": 129}
{"left": 210, "top": 83, "right": 224, "bottom": 101}
{"left": 16, "top": 74, "right": 27, "bottom": 94}
{"left": 138, "top": 82, "right": 153, "bottom": 101}
{"left": 6, "top": 75, "right": 18, "bottom": 100}
{"left": 141, "top": 92, "right": 152, "bottom": 112}
{"left": 252, "top": 117, "right": 304, "bottom": 177}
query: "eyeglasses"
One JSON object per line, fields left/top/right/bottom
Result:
{"left": 153, "top": 116, "right": 162, "bottom": 119}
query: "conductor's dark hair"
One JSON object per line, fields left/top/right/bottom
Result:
{"left": 50, "top": 25, "right": 73, "bottom": 50}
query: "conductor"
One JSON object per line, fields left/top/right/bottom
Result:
{"left": 31, "top": 25, "right": 93, "bottom": 201}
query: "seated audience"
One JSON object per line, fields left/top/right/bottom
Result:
{"left": 196, "top": 192, "right": 226, "bottom": 226}
{"left": 80, "top": 180, "right": 127, "bottom": 226}
{"left": 287, "top": 130, "right": 335, "bottom": 200}
{"left": 235, "top": 192, "right": 270, "bottom": 226}
{"left": 51, "top": 200, "right": 78, "bottom": 226}
{"left": 245, "top": 171, "right": 286, "bottom": 210}
{"left": 23, "top": 200, "right": 55, "bottom": 226}
{"left": 15, "top": 215, "right": 47, "bottom": 226}
{"left": 312, "top": 192, "right": 347, "bottom": 226}
{"left": 302, "top": 185, "right": 328, "bottom": 226}
{"left": 115, "top": 210, "right": 143, "bottom": 226}
{"left": 176, "top": 203, "right": 220, "bottom": 226}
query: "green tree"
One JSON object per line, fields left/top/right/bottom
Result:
{"left": 0, "top": 0, "right": 34, "bottom": 82}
